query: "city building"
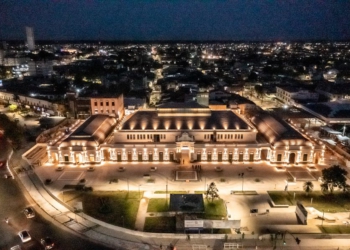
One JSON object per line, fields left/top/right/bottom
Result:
{"left": 47, "top": 102, "right": 324, "bottom": 166}
{"left": 276, "top": 86, "right": 319, "bottom": 105}
{"left": 25, "top": 27, "right": 35, "bottom": 51}
{"left": 90, "top": 95, "right": 124, "bottom": 118}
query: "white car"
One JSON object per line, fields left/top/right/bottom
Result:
{"left": 10, "top": 246, "right": 22, "bottom": 250}
{"left": 18, "top": 230, "right": 31, "bottom": 243}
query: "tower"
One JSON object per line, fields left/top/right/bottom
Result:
{"left": 25, "top": 27, "right": 35, "bottom": 51}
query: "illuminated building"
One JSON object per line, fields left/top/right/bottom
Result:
{"left": 47, "top": 102, "right": 324, "bottom": 166}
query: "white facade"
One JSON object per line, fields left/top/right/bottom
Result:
{"left": 276, "top": 86, "right": 319, "bottom": 105}
{"left": 46, "top": 107, "right": 324, "bottom": 166}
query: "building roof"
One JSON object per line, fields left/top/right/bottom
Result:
{"left": 157, "top": 101, "right": 207, "bottom": 109}
{"left": 304, "top": 101, "right": 350, "bottom": 118}
{"left": 169, "top": 194, "right": 204, "bottom": 213}
{"left": 61, "top": 115, "right": 116, "bottom": 147}
{"left": 251, "top": 112, "right": 311, "bottom": 146}
{"left": 121, "top": 109, "right": 252, "bottom": 131}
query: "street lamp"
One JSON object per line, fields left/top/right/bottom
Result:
{"left": 225, "top": 202, "right": 230, "bottom": 219}
{"left": 321, "top": 210, "right": 325, "bottom": 226}
{"left": 166, "top": 179, "right": 168, "bottom": 205}
{"left": 238, "top": 173, "right": 244, "bottom": 192}
{"left": 138, "top": 185, "right": 141, "bottom": 200}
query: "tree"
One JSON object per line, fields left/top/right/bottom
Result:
{"left": 321, "top": 165, "right": 348, "bottom": 193}
{"left": 303, "top": 181, "right": 314, "bottom": 196}
{"left": 254, "top": 85, "right": 265, "bottom": 100}
{"left": 206, "top": 182, "right": 219, "bottom": 202}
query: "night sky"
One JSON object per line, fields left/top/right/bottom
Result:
{"left": 1, "top": 0, "right": 350, "bottom": 41}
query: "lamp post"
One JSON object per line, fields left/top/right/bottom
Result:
{"left": 225, "top": 202, "right": 230, "bottom": 219}
{"left": 238, "top": 173, "right": 244, "bottom": 192}
{"left": 138, "top": 185, "right": 141, "bottom": 200}
{"left": 127, "top": 178, "right": 129, "bottom": 194}
{"left": 166, "top": 178, "right": 168, "bottom": 207}
{"left": 322, "top": 210, "right": 325, "bottom": 226}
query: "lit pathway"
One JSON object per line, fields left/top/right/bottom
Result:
{"left": 135, "top": 197, "right": 149, "bottom": 231}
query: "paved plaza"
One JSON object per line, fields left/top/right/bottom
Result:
{"left": 33, "top": 160, "right": 348, "bottom": 234}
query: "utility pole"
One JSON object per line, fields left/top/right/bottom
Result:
{"left": 322, "top": 210, "right": 325, "bottom": 226}
{"left": 238, "top": 173, "right": 244, "bottom": 192}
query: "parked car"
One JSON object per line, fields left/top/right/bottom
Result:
{"left": 118, "top": 167, "right": 125, "bottom": 172}
{"left": 10, "top": 245, "right": 22, "bottom": 250}
{"left": 23, "top": 207, "right": 35, "bottom": 218}
{"left": 18, "top": 230, "right": 31, "bottom": 243}
{"left": 150, "top": 167, "right": 157, "bottom": 171}
{"left": 41, "top": 237, "right": 55, "bottom": 249}
{"left": 318, "top": 177, "right": 324, "bottom": 183}
{"left": 56, "top": 167, "right": 64, "bottom": 171}
{"left": 215, "top": 166, "right": 223, "bottom": 172}
{"left": 87, "top": 167, "right": 95, "bottom": 171}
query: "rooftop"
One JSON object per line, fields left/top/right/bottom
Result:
{"left": 61, "top": 115, "right": 116, "bottom": 147}
{"left": 121, "top": 109, "right": 252, "bottom": 131}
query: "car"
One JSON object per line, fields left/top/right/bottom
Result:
{"left": 118, "top": 167, "right": 125, "bottom": 172}
{"left": 41, "top": 237, "right": 55, "bottom": 249}
{"left": 318, "top": 177, "right": 324, "bottom": 183}
{"left": 56, "top": 166, "right": 64, "bottom": 171}
{"left": 215, "top": 166, "right": 223, "bottom": 172}
{"left": 23, "top": 207, "right": 35, "bottom": 218}
{"left": 18, "top": 230, "right": 31, "bottom": 243}
{"left": 87, "top": 167, "right": 95, "bottom": 171}
{"left": 150, "top": 167, "right": 157, "bottom": 171}
{"left": 10, "top": 246, "right": 22, "bottom": 250}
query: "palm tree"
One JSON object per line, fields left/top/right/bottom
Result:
{"left": 303, "top": 181, "right": 314, "bottom": 196}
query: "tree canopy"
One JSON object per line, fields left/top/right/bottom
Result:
{"left": 321, "top": 165, "right": 348, "bottom": 193}
{"left": 0, "top": 114, "right": 24, "bottom": 150}
{"left": 206, "top": 182, "right": 219, "bottom": 202}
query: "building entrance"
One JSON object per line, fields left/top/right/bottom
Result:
{"left": 181, "top": 147, "right": 190, "bottom": 165}
{"left": 289, "top": 153, "right": 295, "bottom": 163}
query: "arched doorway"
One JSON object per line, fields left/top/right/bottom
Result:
{"left": 289, "top": 153, "right": 295, "bottom": 164}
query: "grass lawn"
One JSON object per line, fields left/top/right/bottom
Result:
{"left": 319, "top": 225, "right": 350, "bottom": 234}
{"left": 202, "top": 198, "right": 227, "bottom": 220}
{"left": 268, "top": 191, "right": 350, "bottom": 212}
{"left": 81, "top": 191, "right": 141, "bottom": 229}
{"left": 147, "top": 198, "right": 169, "bottom": 212}
{"left": 144, "top": 217, "right": 176, "bottom": 233}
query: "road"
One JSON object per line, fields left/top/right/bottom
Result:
{"left": 0, "top": 175, "right": 113, "bottom": 250}
{"left": 0, "top": 105, "right": 113, "bottom": 250}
